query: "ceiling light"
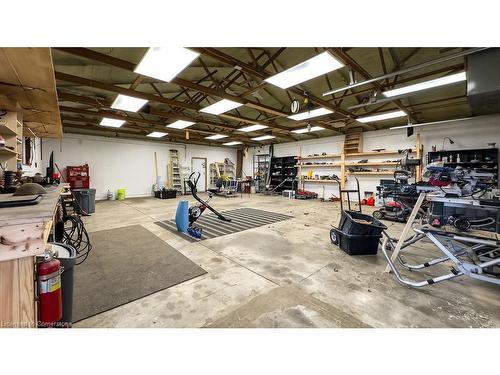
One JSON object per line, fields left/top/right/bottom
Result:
{"left": 167, "top": 120, "right": 195, "bottom": 129}
{"left": 291, "top": 126, "right": 324, "bottom": 134}
{"left": 223, "top": 141, "right": 243, "bottom": 146}
{"left": 288, "top": 107, "right": 333, "bottom": 121}
{"left": 100, "top": 118, "right": 125, "bottom": 128}
{"left": 200, "top": 99, "right": 243, "bottom": 115}
{"left": 111, "top": 94, "right": 148, "bottom": 112}
{"left": 251, "top": 135, "right": 275, "bottom": 141}
{"left": 205, "top": 134, "right": 228, "bottom": 140}
{"left": 147, "top": 131, "right": 168, "bottom": 138}
{"left": 238, "top": 124, "right": 268, "bottom": 132}
{"left": 264, "top": 52, "right": 344, "bottom": 89}
{"left": 383, "top": 71, "right": 466, "bottom": 98}
{"left": 357, "top": 110, "right": 407, "bottom": 123}
{"left": 134, "top": 47, "right": 200, "bottom": 82}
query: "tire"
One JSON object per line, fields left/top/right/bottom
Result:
{"left": 373, "top": 210, "right": 384, "bottom": 220}
{"left": 330, "top": 228, "right": 339, "bottom": 245}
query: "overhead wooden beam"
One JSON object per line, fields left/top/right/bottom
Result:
{"left": 56, "top": 48, "right": 288, "bottom": 130}
{"left": 57, "top": 90, "right": 295, "bottom": 138}
{"left": 328, "top": 48, "right": 416, "bottom": 122}
{"left": 61, "top": 121, "right": 224, "bottom": 147}
{"left": 191, "top": 47, "right": 354, "bottom": 119}
{"left": 55, "top": 71, "right": 198, "bottom": 110}
{"left": 58, "top": 105, "right": 260, "bottom": 145}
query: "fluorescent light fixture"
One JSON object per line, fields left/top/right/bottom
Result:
{"left": 223, "top": 141, "right": 243, "bottom": 146}
{"left": 147, "top": 131, "right": 168, "bottom": 138}
{"left": 265, "top": 52, "right": 344, "bottom": 89}
{"left": 251, "top": 135, "right": 275, "bottom": 141}
{"left": 238, "top": 124, "right": 268, "bottom": 132}
{"left": 134, "top": 47, "right": 200, "bottom": 82}
{"left": 200, "top": 99, "right": 243, "bottom": 115}
{"left": 291, "top": 126, "right": 324, "bottom": 134}
{"left": 288, "top": 107, "right": 333, "bottom": 121}
{"left": 205, "top": 134, "right": 228, "bottom": 140}
{"left": 111, "top": 94, "right": 147, "bottom": 112}
{"left": 100, "top": 118, "right": 125, "bottom": 128}
{"left": 383, "top": 72, "right": 466, "bottom": 98}
{"left": 167, "top": 120, "right": 195, "bottom": 129}
{"left": 357, "top": 110, "right": 407, "bottom": 123}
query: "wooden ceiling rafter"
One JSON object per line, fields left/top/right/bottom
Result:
{"left": 192, "top": 47, "right": 354, "bottom": 120}
{"left": 328, "top": 48, "right": 416, "bottom": 123}
{"left": 56, "top": 91, "right": 296, "bottom": 143}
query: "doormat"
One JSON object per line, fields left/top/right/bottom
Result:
{"left": 73, "top": 224, "right": 206, "bottom": 323}
{"left": 155, "top": 207, "right": 293, "bottom": 241}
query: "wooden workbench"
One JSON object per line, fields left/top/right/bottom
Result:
{"left": 0, "top": 185, "right": 65, "bottom": 328}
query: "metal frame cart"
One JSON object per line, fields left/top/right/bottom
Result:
{"left": 382, "top": 192, "right": 500, "bottom": 287}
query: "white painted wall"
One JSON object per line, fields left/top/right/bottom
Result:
{"left": 243, "top": 115, "right": 500, "bottom": 198}
{"left": 38, "top": 134, "right": 237, "bottom": 199}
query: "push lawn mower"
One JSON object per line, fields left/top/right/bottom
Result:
{"left": 186, "top": 172, "right": 231, "bottom": 238}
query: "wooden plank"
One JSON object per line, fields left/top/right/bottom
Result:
{"left": 0, "top": 48, "right": 62, "bottom": 138}
{"left": 18, "top": 257, "right": 35, "bottom": 326}
{"left": 295, "top": 154, "right": 341, "bottom": 160}
{"left": 301, "top": 179, "right": 339, "bottom": 184}
{"left": 345, "top": 162, "right": 399, "bottom": 166}
{"left": 295, "top": 163, "right": 341, "bottom": 168}
{"left": 0, "top": 221, "right": 45, "bottom": 262}
{"left": 346, "top": 171, "right": 394, "bottom": 175}
{"left": 0, "top": 259, "right": 17, "bottom": 325}
{"left": 346, "top": 149, "right": 416, "bottom": 157}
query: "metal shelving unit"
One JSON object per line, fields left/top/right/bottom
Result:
{"left": 253, "top": 153, "right": 269, "bottom": 193}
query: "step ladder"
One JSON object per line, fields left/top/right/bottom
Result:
{"left": 343, "top": 128, "right": 363, "bottom": 154}
{"left": 168, "top": 149, "right": 182, "bottom": 192}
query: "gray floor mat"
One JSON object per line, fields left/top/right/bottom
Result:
{"left": 73, "top": 224, "right": 206, "bottom": 322}
{"left": 155, "top": 207, "right": 293, "bottom": 241}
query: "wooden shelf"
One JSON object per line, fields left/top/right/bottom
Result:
{"left": 344, "top": 162, "right": 399, "bottom": 167}
{"left": 0, "top": 147, "right": 18, "bottom": 156}
{"left": 301, "top": 179, "right": 339, "bottom": 184}
{"left": 346, "top": 171, "right": 394, "bottom": 175}
{"left": 0, "top": 124, "right": 17, "bottom": 136}
{"left": 346, "top": 149, "right": 416, "bottom": 157}
{"left": 296, "top": 163, "right": 341, "bottom": 168}
{"left": 295, "top": 153, "right": 341, "bottom": 160}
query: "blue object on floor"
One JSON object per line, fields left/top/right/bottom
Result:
{"left": 175, "top": 200, "right": 189, "bottom": 232}
{"left": 187, "top": 226, "right": 203, "bottom": 239}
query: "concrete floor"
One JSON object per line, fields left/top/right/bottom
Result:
{"left": 75, "top": 193, "right": 500, "bottom": 328}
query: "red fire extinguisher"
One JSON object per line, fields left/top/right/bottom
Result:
{"left": 37, "top": 251, "right": 63, "bottom": 326}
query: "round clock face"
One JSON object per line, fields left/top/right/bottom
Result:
{"left": 290, "top": 99, "right": 300, "bottom": 114}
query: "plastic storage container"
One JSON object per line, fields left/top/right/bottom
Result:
{"left": 161, "top": 188, "right": 177, "bottom": 199}
{"left": 73, "top": 188, "right": 96, "bottom": 214}
{"left": 339, "top": 210, "right": 386, "bottom": 236}
{"left": 330, "top": 228, "right": 382, "bottom": 255}
{"left": 116, "top": 188, "right": 126, "bottom": 201}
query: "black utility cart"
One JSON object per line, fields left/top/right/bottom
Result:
{"left": 330, "top": 177, "right": 387, "bottom": 255}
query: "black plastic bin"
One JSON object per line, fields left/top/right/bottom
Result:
{"left": 330, "top": 227, "right": 382, "bottom": 255}
{"left": 73, "top": 188, "right": 96, "bottom": 214}
{"left": 161, "top": 188, "right": 177, "bottom": 199}
{"left": 36, "top": 242, "right": 77, "bottom": 326}
{"left": 339, "top": 210, "right": 387, "bottom": 236}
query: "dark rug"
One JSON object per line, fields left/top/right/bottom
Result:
{"left": 73, "top": 224, "right": 206, "bottom": 322}
{"left": 155, "top": 207, "right": 293, "bottom": 242}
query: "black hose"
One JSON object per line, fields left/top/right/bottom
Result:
{"left": 61, "top": 215, "right": 92, "bottom": 265}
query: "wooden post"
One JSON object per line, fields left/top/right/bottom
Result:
{"left": 415, "top": 133, "right": 423, "bottom": 182}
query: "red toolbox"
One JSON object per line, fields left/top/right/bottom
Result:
{"left": 67, "top": 164, "right": 90, "bottom": 189}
